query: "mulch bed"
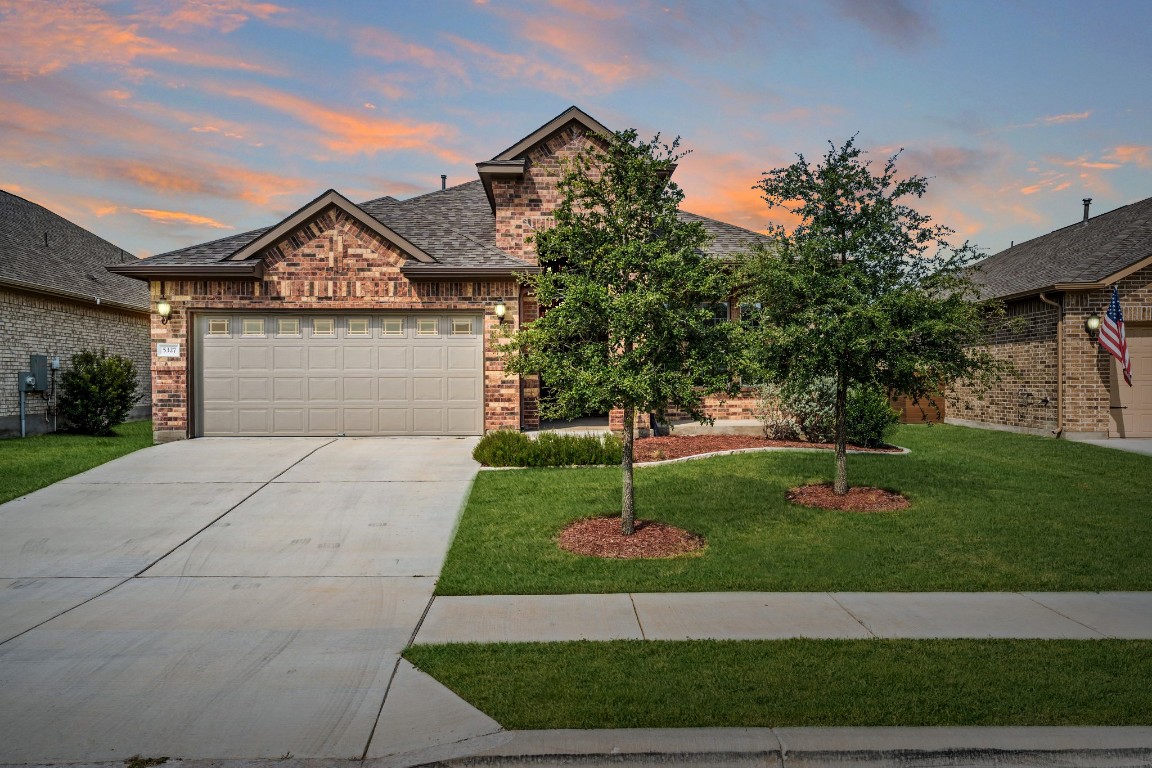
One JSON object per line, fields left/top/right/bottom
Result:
{"left": 632, "top": 434, "right": 899, "bottom": 463}
{"left": 558, "top": 516, "right": 706, "bottom": 559}
{"left": 787, "top": 483, "right": 910, "bottom": 512}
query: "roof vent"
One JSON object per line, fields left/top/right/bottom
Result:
{"left": 441, "top": 174, "right": 447, "bottom": 191}
{"left": 1082, "top": 198, "right": 1092, "bottom": 225}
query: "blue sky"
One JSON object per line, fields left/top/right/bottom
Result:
{"left": 1, "top": 0, "right": 1149, "bottom": 258}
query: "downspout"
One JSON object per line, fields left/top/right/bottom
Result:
{"left": 1038, "top": 292, "right": 1063, "bottom": 437}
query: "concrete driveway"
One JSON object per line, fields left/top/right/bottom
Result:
{"left": 0, "top": 436, "right": 500, "bottom": 762}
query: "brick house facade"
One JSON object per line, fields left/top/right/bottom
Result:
{"left": 950, "top": 198, "right": 1152, "bottom": 439}
{"left": 110, "top": 107, "right": 769, "bottom": 442}
{"left": 1, "top": 190, "right": 150, "bottom": 438}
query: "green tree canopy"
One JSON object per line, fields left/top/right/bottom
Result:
{"left": 504, "top": 129, "right": 738, "bottom": 534}
{"left": 738, "top": 137, "right": 1003, "bottom": 495}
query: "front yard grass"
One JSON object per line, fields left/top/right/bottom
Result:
{"left": 0, "top": 420, "right": 153, "bottom": 504}
{"left": 405, "top": 639, "right": 1152, "bottom": 728}
{"left": 437, "top": 424, "right": 1152, "bottom": 594}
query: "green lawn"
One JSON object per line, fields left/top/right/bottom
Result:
{"left": 437, "top": 424, "right": 1152, "bottom": 594}
{"left": 405, "top": 639, "right": 1152, "bottom": 728}
{"left": 0, "top": 420, "right": 154, "bottom": 504}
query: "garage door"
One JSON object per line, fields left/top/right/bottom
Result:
{"left": 195, "top": 313, "right": 483, "bottom": 436}
{"left": 1110, "top": 325, "right": 1152, "bottom": 438}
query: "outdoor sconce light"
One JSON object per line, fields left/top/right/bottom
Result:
{"left": 1085, "top": 312, "right": 1102, "bottom": 337}
{"left": 157, "top": 298, "right": 172, "bottom": 324}
{"left": 494, "top": 300, "right": 507, "bottom": 322}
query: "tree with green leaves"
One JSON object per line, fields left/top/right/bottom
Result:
{"left": 738, "top": 137, "right": 1003, "bottom": 495}
{"left": 504, "top": 129, "right": 738, "bottom": 534}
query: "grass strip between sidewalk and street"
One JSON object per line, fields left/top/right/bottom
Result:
{"left": 437, "top": 424, "right": 1152, "bottom": 594}
{"left": 0, "top": 420, "right": 153, "bottom": 504}
{"left": 405, "top": 639, "right": 1152, "bottom": 729}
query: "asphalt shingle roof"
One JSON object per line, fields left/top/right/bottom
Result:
{"left": 142, "top": 176, "right": 769, "bottom": 272}
{"left": 973, "top": 196, "right": 1152, "bottom": 299}
{"left": 0, "top": 189, "right": 148, "bottom": 310}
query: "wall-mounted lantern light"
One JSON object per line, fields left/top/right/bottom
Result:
{"left": 157, "top": 298, "right": 172, "bottom": 324}
{"left": 494, "top": 300, "right": 507, "bottom": 323}
{"left": 1085, "top": 312, "right": 1101, "bottom": 338}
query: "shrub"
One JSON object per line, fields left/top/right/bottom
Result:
{"left": 846, "top": 386, "right": 901, "bottom": 447}
{"left": 755, "top": 378, "right": 898, "bottom": 447}
{"left": 473, "top": 430, "right": 623, "bottom": 467}
{"left": 58, "top": 349, "right": 140, "bottom": 436}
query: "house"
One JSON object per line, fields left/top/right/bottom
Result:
{"left": 1, "top": 190, "right": 151, "bottom": 437}
{"left": 108, "top": 107, "right": 769, "bottom": 442}
{"left": 950, "top": 196, "right": 1152, "bottom": 439}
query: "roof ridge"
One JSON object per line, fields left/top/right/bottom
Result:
{"left": 1, "top": 188, "right": 139, "bottom": 260}
{"left": 678, "top": 208, "right": 767, "bottom": 238}
{"left": 399, "top": 179, "right": 482, "bottom": 204}
{"left": 151, "top": 225, "right": 270, "bottom": 260}
{"left": 1067, "top": 200, "right": 1152, "bottom": 282}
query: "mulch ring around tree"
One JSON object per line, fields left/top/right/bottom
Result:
{"left": 787, "top": 483, "right": 910, "bottom": 512}
{"left": 558, "top": 516, "right": 707, "bottom": 559}
{"left": 633, "top": 434, "right": 901, "bottom": 463}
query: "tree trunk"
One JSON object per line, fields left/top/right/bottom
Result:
{"left": 833, "top": 371, "right": 849, "bottom": 496}
{"left": 621, "top": 404, "right": 636, "bottom": 535}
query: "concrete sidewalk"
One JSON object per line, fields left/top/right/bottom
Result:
{"left": 415, "top": 591, "right": 1152, "bottom": 643}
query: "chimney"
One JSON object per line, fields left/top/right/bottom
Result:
{"left": 1082, "top": 198, "right": 1092, "bottom": 225}
{"left": 440, "top": 174, "right": 447, "bottom": 191}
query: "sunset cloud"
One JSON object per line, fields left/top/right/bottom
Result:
{"left": 218, "top": 85, "right": 462, "bottom": 160}
{"left": 131, "top": 208, "right": 233, "bottom": 228}
{"left": 827, "top": 0, "right": 937, "bottom": 50}
{"left": 1039, "top": 111, "right": 1091, "bottom": 125}
{"left": 1105, "top": 145, "right": 1152, "bottom": 168}
{"left": 0, "top": 0, "right": 273, "bottom": 80}
{"left": 132, "top": 0, "right": 289, "bottom": 33}
{"left": 445, "top": 35, "right": 584, "bottom": 92}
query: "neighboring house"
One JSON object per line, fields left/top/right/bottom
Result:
{"left": 950, "top": 197, "right": 1152, "bottom": 439}
{"left": 109, "top": 107, "right": 769, "bottom": 442}
{"left": 1, "top": 189, "right": 151, "bottom": 438}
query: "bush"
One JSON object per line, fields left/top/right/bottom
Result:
{"left": 846, "top": 386, "right": 901, "bottom": 447}
{"left": 58, "top": 349, "right": 140, "bottom": 436}
{"left": 754, "top": 378, "right": 898, "bottom": 447}
{"left": 473, "top": 430, "right": 623, "bottom": 467}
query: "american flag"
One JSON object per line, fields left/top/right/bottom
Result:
{"left": 1099, "top": 286, "right": 1132, "bottom": 386}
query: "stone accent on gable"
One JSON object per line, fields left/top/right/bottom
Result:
{"left": 148, "top": 210, "right": 519, "bottom": 442}
{"left": 949, "top": 263, "right": 1152, "bottom": 439}
{"left": 1, "top": 285, "right": 151, "bottom": 437}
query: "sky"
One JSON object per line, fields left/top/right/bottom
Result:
{"left": 2, "top": 0, "right": 1150, "bottom": 259}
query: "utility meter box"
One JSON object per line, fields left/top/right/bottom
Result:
{"left": 29, "top": 355, "right": 49, "bottom": 391}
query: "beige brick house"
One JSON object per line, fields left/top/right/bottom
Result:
{"left": 951, "top": 197, "right": 1152, "bottom": 439}
{"left": 110, "top": 107, "right": 768, "bottom": 442}
{"left": 1, "top": 190, "right": 150, "bottom": 437}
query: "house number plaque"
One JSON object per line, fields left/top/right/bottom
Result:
{"left": 156, "top": 343, "right": 181, "bottom": 358}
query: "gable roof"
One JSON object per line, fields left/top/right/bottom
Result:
{"left": 974, "top": 196, "right": 1152, "bottom": 300}
{"left": 0, "top": 189, "right": 148, "bottom": 312}
{"left": 490, "top": 106, "right": 612, "bottom": 162}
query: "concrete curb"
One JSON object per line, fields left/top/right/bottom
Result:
{"left": 478, "top": 445, "right": 910, "bottom": 471}
{"left": 4, "top": 727, "right": 1152, "bottom": 768}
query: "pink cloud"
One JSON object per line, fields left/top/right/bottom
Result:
{"left": 1039, "top": 111, "right": 1091, "bottom": 125}
{"left": 0, "top": 0, "right": 274, "bottom": 80}
{"left": 132, "top": 0, "right": 289, "bottom": 33}
{"left": 1104, "top": 145, "right": 1152, "bottom": 168}
{"left": 218, "top": 85, "right": 463, "bottom": 161}
{"left": 445, "top": 35, "right": 585, "bottom": 91}
{"left": 131, "top": 208, "right": 233, "bottom": 228}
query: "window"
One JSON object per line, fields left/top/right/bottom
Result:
{"left": 738, "top": 302, "right": 763, "bottom": 328}
{"left": 276, "top": 317, "right": 300, "bottom": 337}
{"left": 347, "top": 317, "right": 371, "bottom": 337}
{"left": 312, "top": 318, "right": 335, "bottom": 336}
{"left": 416, "top": 318, "right": 439, "bottom": 336}
{"left": 705, "top": 303, "right": 730, "bottom": 326}
{"left": 451, "top": 318, "right": 474, "bottom": 335}
{"left": 382, "top": 318, "right": 404, "bottom": 336}
{"left": 241, "top": 318, "right": 265, "bottom": 337}
{"left": 207, "top": 318, "right": 230, "bottom": 336}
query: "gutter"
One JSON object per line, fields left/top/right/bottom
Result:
{"left": 106, "top": 262, "right": 265, "bottom": 280}
{"left": 400, "top": 264, "right": 540, "bottom": 281}
{"left": 1038, "top": 292, "right": 1063, "bottom": 437}
{"left": 0, "top": 276, "right": 148, "bottom": 314}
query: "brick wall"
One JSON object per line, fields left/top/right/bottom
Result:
{"left": 1, "top": 285, "right": 150, "bottom": 437}
{"left": 492, "top": 126, "right": 605, "bottom": 264}
{"left": 949, "top": 263, "right": 1152, "bottom": 438}
{"left": 149, "top": 209, "right": 519, "bottom": 441}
